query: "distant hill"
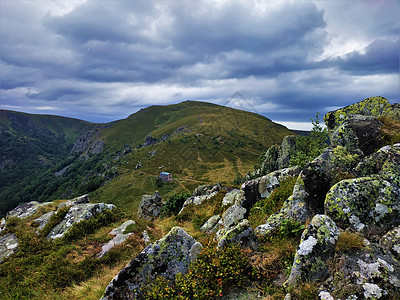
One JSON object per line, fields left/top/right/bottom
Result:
{"left": 0, "top": 101, "right": 293, "bottom": 216}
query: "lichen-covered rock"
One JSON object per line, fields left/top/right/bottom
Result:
{"left": 355, "top": 143, "right": 400, "bottom": 182}
{"left": 101, "top": 227, "right": 202, "bottom": 300}
{"left": 256, "top": 146, "right": 359, "bottom": 237}
{"left": 58, "top": 194, "right": 89, "bottom": 209}
{"left": 380, "top": 226, "right": 400, "bottom": 260}
{"left": 217, "top": 219, "right": 258, "bottom": 250}
{"left": 325, "top": 176, "right": 400, "bottom": 236}
{"left": 97, "top": 220, "right": 135, "bottom": 258}
{"left": 324, "top": 96, "right": 392, "bottom": 131}
{"left": 222, "top": 205, "right": 246, "bottom": 229}
{"left": 47, "top": 203, "right": 116, "bottom": 240}
{"left": 34, "top": 211, "right": 55, "bottom": 231}
{"left": 322, "top": 242, "right": 400, "bottom": 299}
{"left": 137, "top": 192, "right": 163, "bottom": 221}
{"left": 200, "top": 214, "right": 221, "bottom": 232}
{"left": 240, "top": 179, "right": 261, "bottom": 214}
{"left": 0, "top": 218, "right": 6, "bottom": 234}
{"left": 258, "top": 166, "right": 300, "bottom": 198}
{"left": 222, "top": 189, "right": 245, "bottom": 206}
{"left": 6, "top": 201, "right": 51, "bottom": 219}
{"left": 179, "top": 191, "right": 217, "bottom": 214}
{"left": 286, "top": 214, "right": 339, "bottom": 286}
{"left": 0, "top": 233, "right": 19, "bottom": 263}
{"left": 330, "top": 115, "right": 385, "bottom": 156}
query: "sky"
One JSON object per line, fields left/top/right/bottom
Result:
{"left": 0, "top": 0, "right": 399, "bottom": 130}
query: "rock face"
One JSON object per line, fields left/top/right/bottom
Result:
{"left": 101, "top": 227, "right": 202, "bottom": 300}
{"left": 143, "top": 135, "right": 158, "bottom": 147}
{"left": 6, "top": 201, "right": 50, "bottom": 219}
{"left": 137, "top": 192, "right": 163, "bottom": 221}
{"left": 97, "top": 220, "right": 135, "bottom": 258}
{"left": 258, "top": 166, "right": 301, "bottom": 198}
{"left": 47, "top": 203, "right": 116, "bottom": 240}
{"left": 286, "top": 215, "right": 339, "bottom": 286}
{"left": 71, "top": 128, "right": 104, "bottom": 156}
{"left": 0, "top": 233, "right": 19, "bottom": 263}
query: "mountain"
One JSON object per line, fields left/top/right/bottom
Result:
{"left": 0, "top": 101, "right": 293, "bottom": 216}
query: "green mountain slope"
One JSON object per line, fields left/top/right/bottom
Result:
{"left": 0, "top": 101, "right": 293, "bottom": 216}
{"left": 0, "top": 110, "right": 96, "bottom": 215}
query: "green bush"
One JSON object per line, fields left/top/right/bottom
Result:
{"left": 290, "top": 112, "right": 329, "bottom": 168}
{"left": 249, "top": 177, "right": 296, "bottom": 228}
{"left": 160, "top": 192, "right": 191, "bottom": 218}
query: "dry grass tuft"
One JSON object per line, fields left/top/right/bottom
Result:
{"left": 335, "top": 231, "right": 364, "bottom": 253}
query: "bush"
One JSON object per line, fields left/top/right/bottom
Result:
{"left": 160, "top": 192, "right": 191, "bottom": 218}
{"left": 290, "top": 112, "right": 329, "bottom": 168}
{"left": 248, "top": 177, "right": 296, "bottom": 228}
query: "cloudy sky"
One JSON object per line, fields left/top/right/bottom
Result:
{"left": 1, "top": 0, "right": 399, "bottom": 130}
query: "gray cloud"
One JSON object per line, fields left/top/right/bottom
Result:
{"left": 0, "top": 0, "right": 398, "bottom": 128}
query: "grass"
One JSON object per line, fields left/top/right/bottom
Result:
{"left": 335, "top": 231, "right": 364, "bottom": 253}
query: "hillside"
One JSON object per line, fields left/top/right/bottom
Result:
{"left": 0, "top": 110, "right": 96, "bottom": 215}
{"left": 0, "top": 102, "right": 293, "bottom": 216}
{"left": 1, "top": 96, "right": 399, "bottom": 300}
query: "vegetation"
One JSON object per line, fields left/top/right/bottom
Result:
{"left": 290, "top": 112, "right": 329, "bottom": 168}
{"left": 160, "top": 192, "right": 191, "bottom": 218}
{"left": 248, "top": 177, "right": 297, "bottom": 228}
{"left": 335, "top": 231, "right": 364, "bottom": 253}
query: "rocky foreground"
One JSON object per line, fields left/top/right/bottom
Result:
{"left": 0, "top": 96, "right": 399, "bottom": 299}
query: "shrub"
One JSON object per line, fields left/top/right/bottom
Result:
{"left": 249, "top": 177, "right": 296, "bottom": 228}
{"left": 161, "top": 192, "right": 191, "bottom": 218}
{"left": 290, "top": 112, "right": 329, "bottom": 168}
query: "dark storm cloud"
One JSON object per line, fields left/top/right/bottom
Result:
{"left": 0, "top": 0, "right": 398, "bottom": 129}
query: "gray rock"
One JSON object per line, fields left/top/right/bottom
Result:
{"left": 143, "top": 135, "right": 158, "bottom": 147}
{"left": 258, "top": 166, "right": 300, "bottom": 198}
{"left": 322, "top": 242, "right": 400, "bottom": 299}
{"left": 331, "top": 115, "right": 384, "bottom": 156}
{"left": 200, "top": 214, "right": 221, "bottom": 232}
{"left": 222, "top": 189, "right": 244, "bottom": 206}
{"left": 0, "top": 218, "right": 6, "bottom": 234}
{"left": 47, "top": 203, "right": 116, "bottom": 240}
{"left": 34, "top": 211, "right": 55, "bottom": 231}
{"left": 101, "top": 227, "right": 202, "bottom": 299}
{"left": 137, "top": 192, "right": 163, "bottom": 221}
{"left": 98, "top": 221, "right": 135, "bottom": 259}
{"left": 222, "top": 205, "right": 246, "bottom": 229}
{"left": 179, "top": 192, "right": 217, "bottom": 214}
{"left": 58, "top": 194, "right": 89, "bottom": 209}
{"left": 380, "top": 226, "right": 400, "bottom": 260}
{"left": 142, "top": 230, "right": 151, "bottom": 244}
{"left": 6, "top": 201, "right": 51, "bottom": 219}
{"left": 324, "top": 96, "right": 392, "bottom": 131}
{"left": 0, "top": 233, "right": 19, "bottom": 263}
{"left": 325, "top": 176, "right": 400, "bottom": 236}
{"left": 286, "top": 214, "right": 339, "bottom": 286}
{"left": 217, "top": 219, "right": 258, "bottom": 250}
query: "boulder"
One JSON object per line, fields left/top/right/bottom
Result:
{"left": 97, "top": 220, "right": 135, "bottom": 258}
{"left": 330, "top": 115, "right": 385, "bottom": 156}
{"left": 324, "top": 96, "right": 392, "bottom": 131}
{"left": 325, "top": 176, "right": 400, "bottom": 237}
{"left": 222, "top": 189, "right": 245, "bottom": 206}
{"left": 240, "top": 179, "right": 260, "bottom": 214}
{"left": 137, "top": 192, "right": 163, "bottom": 221}
{"left": 0, "top": 233, "right": 19, "bottom": 263}
{"left": 47, "top": 203, "right": 116, "bottom": 240}
{"left": 221, "top": 205, "right": 246, "bottom": 229}
{"left": 217, "top": 219, "right": 258, "bottom": 250}
{"left": 143, "top": 135, "right": 158, "bottom": 147}
{"left": 380, "top": 226, "right": 400, "bottom": 260}
{"left": 179, "top": 192, "right": 217, "bottom": 214}
{"left": 34, "top": 211, "right": 55, "bottom": 231}
{"left": 322, "top": 242, "right": 400, "bottom": 299}
{"left": 6, "top": 201, "right": 50, "bottom": 219}
{"left": 258, "top": 166, "right": 300, "bottom": 198}
{"left": 200, "top": 215, "right": 221, "bottom": 232}
{"left": 286, "top": 215, "right": 339, "bottom": 286}
{"left": 101, "top": 227, "right": 202, "bottom": 300}
{"left": 58, "top": 194, "right": 89, "bottom": 209}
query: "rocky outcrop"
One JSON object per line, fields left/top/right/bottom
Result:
{"left": 258, "top": 166, "right": 301, "bottom": 198}
{"left": 200, "top": 215, "right": 221, "bottom": 233}
{"left": 6, "top": 201, "right": 51, "bottom": 219}
{"left": 143, "top": 135, "right": 159, "bottom": 147}
{"left": 250, "top": 135, "right": 297, "bottom": 177}
{"left": 71, "top": 128, "right": 104, "bottom": 155}
{"left": 0, "top": 233, "right": 19, "bottom": 263}
{"left": 101, "top": 227, "right": 202, "bottom": 300}
{"left": 137, "top": 192, "right": 163, "bottom": 221}
{"left": 179, "top": 183, "right": 221, "bottom": 214}
{"left": 47, "top": 203, "right": 116, "bottom": 240}
{"left": 97, "top": 220, "right": 136, "bottom": 258}
{"left": 217, "top": 219, "right": 258, "bottom": 250}
{"left": 57, "top": 194, "right": 89, "bottom": 209}
{"left": 286, "top": 215, "right": 339, "bottom": 286}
